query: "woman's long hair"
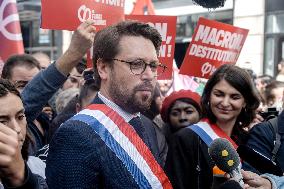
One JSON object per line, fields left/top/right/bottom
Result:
{"left": 201, "top": 64, "right": 260, "bottom": 133}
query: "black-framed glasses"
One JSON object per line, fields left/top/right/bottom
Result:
{"left": 107, "top": 58, "right": 167, "bottom": 76}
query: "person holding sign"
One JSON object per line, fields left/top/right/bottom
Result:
{"left": 165, "top": 64, "right": 260, "bottom": 189}
{"left": 46, "top": 20, "right": 172, "bottom": 189}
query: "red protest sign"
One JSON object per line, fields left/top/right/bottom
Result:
{"left": 41, "top": 0, "right": 125, "bottom": 31}
{"left": 179, "top": 17, "right": 249, "bottom": 79}
{"left": 0, "top": 0, "right": 24, "bottom": 62}
{"left": 126, "top": 15, "right": 177, "bottom": 80}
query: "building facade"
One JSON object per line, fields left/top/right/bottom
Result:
{"left": 264, "top": 0, "right": 284, "bottom": 76}
{"left": 17, "top": 0, "right": 284, "bottom": 76}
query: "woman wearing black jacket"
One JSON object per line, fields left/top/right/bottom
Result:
{"left": 165, "top": 64, "right": 260, "bottom": 189}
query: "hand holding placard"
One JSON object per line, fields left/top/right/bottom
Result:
{"left": 56, "top": 20, "right": 96, "bottom": 76}
{"left": 201, "top": 62, "right": 217, "bottom": 77}
{"left": 68, "top": 20, "right": 96, "bottom": 59}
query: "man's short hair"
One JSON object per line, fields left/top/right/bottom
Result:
{"left": 92, "top": 20, "right": 162, "bottom": 88}
{"left": 2, "top": 54, "right": 41, "bottom": 79}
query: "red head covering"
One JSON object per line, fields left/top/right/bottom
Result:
{"left": 160, "top": 90, "right": 201, "bottom": 123}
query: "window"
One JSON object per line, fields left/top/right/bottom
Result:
{"left": 266, "top": 12, "right": 284, "bottom": 34}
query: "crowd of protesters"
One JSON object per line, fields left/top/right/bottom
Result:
{"left": 0, "top": 19, "right": 283, "bottom": 189}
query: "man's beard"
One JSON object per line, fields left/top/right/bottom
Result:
{"left": 109, "top": 78, "right": 154, "bottom": 114}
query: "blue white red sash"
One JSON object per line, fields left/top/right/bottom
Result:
{"left": 71, "top": 104, "right": 172, "bottom": 189}
{"left": 189, "top": 119, "right": 238, "bottom": 149}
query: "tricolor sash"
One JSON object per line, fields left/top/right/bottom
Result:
{"left": 189, "top": 119, "right": 239, "bottom": 175}
{"left": 189, "top": 119, "right": 238, "bottom": 149}
{"left": 71, "top": 104, "right": 172, "bottom": 189}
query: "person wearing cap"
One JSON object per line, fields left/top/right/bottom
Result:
{"left": 160, "top": 89, "right": 202, "bottom": 135}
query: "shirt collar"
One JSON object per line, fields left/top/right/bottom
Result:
{"left": 98, "top": 91, "right": 140, "bottom": 122}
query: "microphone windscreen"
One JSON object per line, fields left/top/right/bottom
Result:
{"left": 209, "top": 138, "right": 240, "bottom": 173}
{"left": 192, "top": 0, "right": 227, "bottom": 9}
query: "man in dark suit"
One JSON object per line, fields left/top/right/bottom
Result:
{"left": 46, "top": 20, "right": 171, "bottom": 188}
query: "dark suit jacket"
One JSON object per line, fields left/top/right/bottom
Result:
{"left": 46, "top": 96, "right": 162, "bottom": 188}
{"left": 165, "top": 127, "right": 215, "bottom": 189}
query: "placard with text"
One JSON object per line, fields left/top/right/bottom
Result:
{"left": 179, "top": 17, "right": 249, "bottom": 79}
{"left": 41, "top": 0, "right": 125, "bottom": 31}
{"left": 126, "top": 15, "right": 177, "bottom": 80}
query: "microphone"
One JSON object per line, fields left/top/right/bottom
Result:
{"left": 192, "top": 0, "right": 227, "bottom": 9}
{"left": 209, "top": 138, "right": 244, "bottom": 187}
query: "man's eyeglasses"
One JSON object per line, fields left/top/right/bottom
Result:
{"left": 107, "top": 58, "right": 167, "bottom": 76}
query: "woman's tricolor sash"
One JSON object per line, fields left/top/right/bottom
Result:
{"left": 71, "top": 104, "right": 172, "bottom": 189}
{"left": 189, "top": 119, "right": 239, "bottom": 175}
{"left": 189, "top": 119, "right": 238, "bottom": 149}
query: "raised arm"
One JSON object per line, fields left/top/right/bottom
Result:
{"left": 22, "top": 20, "right": 96, "bottom": 122}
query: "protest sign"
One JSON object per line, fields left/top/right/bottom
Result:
{"left": 126, "top": 15, "right": 177, "bottom": 79}
{"left": 41, "top": 0, "right": 125, "bottom": 31}
{"left": 179, "top": 17, "right": 249, "bottom": 79}
{"left": 0, "top": 0, "right": 24, "bottom": 62}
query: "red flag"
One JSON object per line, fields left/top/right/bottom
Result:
{"left": 131, "top": 0, "right": 155, "bottom": 15}
{"left": 0, "top": 0, "right": 24, "bottom": 62}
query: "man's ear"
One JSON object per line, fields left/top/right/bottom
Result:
{"left": 96, "top": 58, "right": 108, "bottom": 80}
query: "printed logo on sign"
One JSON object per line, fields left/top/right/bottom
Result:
{"left": 77, "top": 5, "right": 106, "bottom": 26}
{"left": 0, "top": 0, "right": 22, "bottom": 41}
{"left": 201, "top": 62, "right": 216, "bottom": 77}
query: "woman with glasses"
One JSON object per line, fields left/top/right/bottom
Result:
{"left": 165, "top": 64, "right": 260, "bottom": 189}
